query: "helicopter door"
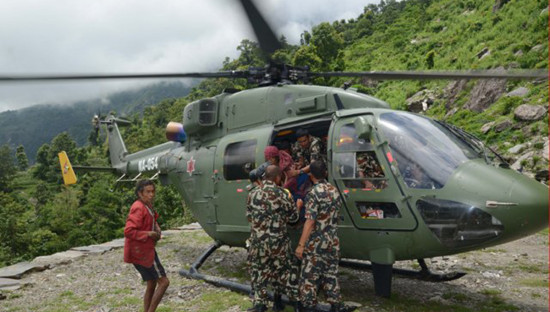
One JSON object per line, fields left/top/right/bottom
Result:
{"left": 213, "top": 126, "right": 273, "bottom": 237}
{"left": 329, "top": 116, "right": 418, "bottom": 230}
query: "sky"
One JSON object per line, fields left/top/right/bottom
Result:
{"left": 0, "top": 0, "right": 378, "bottom": 112}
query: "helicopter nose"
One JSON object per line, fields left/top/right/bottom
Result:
{"left": 496, "top": 173, "right": 549, "bottom": 240}
{"left": 451, "top": 160, "right": 549, "bottom": 241}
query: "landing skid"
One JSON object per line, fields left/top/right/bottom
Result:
{"left": 179, "top": 242, "right": 334, "bottom": 312}
{"left": 339, "top": 258, "right": 466, "bottom": 282}
{"left": 339, "top": 258, "right": 466, "bottom": 298}
{"left": 179, "top": 243, "right": 462, "bottom": 304}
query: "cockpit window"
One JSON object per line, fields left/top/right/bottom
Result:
{"left": 334, "top": 123, "right": 388, "bottom": 190}
{"left": 378, "top": 112, "right": 478, "bottom": 189}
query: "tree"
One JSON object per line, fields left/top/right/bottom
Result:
{"left": 87, "top": 128, "right": 99, "bottom": 146}
{"left": 0, "top": 145, "right": 16, "bottom": 192}
{"left": 15, "top": 145, "right": 29, "bottom": 171}
{"left": 292, "top": 45, "right": 322, "bottom": 70}
{"left": 310, "top": 23, "right": 345, "bottom": 71}
{"left": 33, "top": 143, "right": 52, "bottom": 181}
{"left": 78, "top": 179, "right": 125, "bottom": 244}
{"left": 49, "top": 132, "right": 77, "bottom": 160}
{"left": 300, "top": 31, "right": 312, "bottom": 46}
{"left": 236, "top": 39, "right": 264, "bottom": 67}
{"left": 0, "top": 192, "right": 31, "bottom": 263}
{"left": 33, "top": 133, "right": 79, "bottom": 183}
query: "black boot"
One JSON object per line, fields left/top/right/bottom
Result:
{"left": 272, "top": 294, "right": 285, "bottom": 312}
{"left": 289, "top": 300, "right": 303, "bottom": 312}
{"left": 330, "top": 303, "right": 357, "bottom": 312}
{"left": 247, "top": 304, "right": 267, "bottom": 312}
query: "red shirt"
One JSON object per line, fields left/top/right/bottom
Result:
{"left": 124, "top": 200, "right": 159, "bottom": 267}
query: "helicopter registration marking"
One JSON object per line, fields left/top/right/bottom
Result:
{"left": 138, "top": 157, "right": 159, "bottom": 172}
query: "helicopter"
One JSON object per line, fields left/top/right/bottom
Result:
{"left": 6, "top": 0, "right": 548, "bottom": 305}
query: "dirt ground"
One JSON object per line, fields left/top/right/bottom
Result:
{"left": 1, "top": 227, "right": 548, "bottom": 312}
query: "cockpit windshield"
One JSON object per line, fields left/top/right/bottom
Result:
{"left": 378, "top": 112, "right": 480, "bottom": 189}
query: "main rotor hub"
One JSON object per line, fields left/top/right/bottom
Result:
{"left": 248, "top": 63, "right": 310, "bottom": 86}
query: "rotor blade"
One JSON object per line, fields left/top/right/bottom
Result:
{"left": 238, "top": 0, "right": 282, "bottom": 56}
{"left": 0, "top": 71, "right": 248, "bottom": 82}
{"left": 310, "top": 69, "right": 548, "bottom": 80}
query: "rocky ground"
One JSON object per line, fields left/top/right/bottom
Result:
{"left": 1, "top": 225, "right": 548, "bottom": 312}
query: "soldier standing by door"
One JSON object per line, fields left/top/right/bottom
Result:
{"left": 246, "top": 165, "right": 301, "bottom": 312}
{"left": 295, "top": 161, "right": 355, "bottom": 312}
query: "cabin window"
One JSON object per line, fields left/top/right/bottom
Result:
{"left": 223, "top": 140, "right": 256, "bottom": 181}
{"left": 334, "top": 123, "right": 388, "bottom": 190}
{"left": 356, "top": 202, "right": 401, "bottom": 219}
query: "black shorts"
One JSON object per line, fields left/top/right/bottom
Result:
{"left": 133, "top": 252, "right": 166, "bottom": 281}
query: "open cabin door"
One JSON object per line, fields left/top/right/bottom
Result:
{"left": 213, "top": 126, "right": 273, "bottom": 241}
{"left": 328, "top": 115, "right": 418, "bottom": 231}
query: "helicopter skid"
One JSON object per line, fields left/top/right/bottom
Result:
{"left": 339, "top": 258, "right": 466, "bottom": 282}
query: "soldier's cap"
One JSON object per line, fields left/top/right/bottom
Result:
{"left": 249, "top": 161, "right": 270, "bottom": 182}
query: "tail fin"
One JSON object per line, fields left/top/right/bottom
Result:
{"left": 58, "top": 151, "right": 77, "bottom": 185}
{"left": 104, "top": 115, "right": 131, "bottom": 172}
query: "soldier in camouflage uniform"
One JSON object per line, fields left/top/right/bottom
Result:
{"left": 295, "top": 161, "right": 355, "bottom": 312}
{"left": 246, "top": 165, "right": 301, "bottom": 312}
{"left": 291, "top": 128, "right": 325, "bottom": 175}
{"left": 357, "top": 152, "right": 387, "bottom": 189}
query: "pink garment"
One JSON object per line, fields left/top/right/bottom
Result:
{"left": 264, "top": 146, "right": 293, "bottom": 172}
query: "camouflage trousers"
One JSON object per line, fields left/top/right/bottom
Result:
{"left": 248, "top": 237, "right": 299, "bottom": 306}
{"left": 299, "top": 250, "right": 341, "bottom": 308}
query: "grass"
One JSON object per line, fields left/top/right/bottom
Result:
{"left": 519, "top": 279, "right": 548, "bottom": 288}
{"left": 376, "top": 293, "right": 471, "bottom": 312}
{"left": 478, "top": 289, "right": 520, "bottom": 312}
{"left": 481, "top": 289, "right": 502, "bottom": 296}
{"left": 216, "top": 261, "right": 249, "bottom": 282}
{"left": 112, "top": 296, "right": 142, "bottom": 307}
{"left": 517, "top": 263, "right": 547, "bottom": 274}
{"left": 442, "top": 292, "right": 469, "bottom": 302}
{"left": 187, "top": 231, "right": 216, "bottom": 245}
{"left": 482, "top": 248, "right": 506, "bottom": 253}
{"left": 189, "top": 290, "right": 251, "bottom": 312}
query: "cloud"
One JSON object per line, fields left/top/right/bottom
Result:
{"left": 0, "top": 0, "right": 375, "bottom": 111}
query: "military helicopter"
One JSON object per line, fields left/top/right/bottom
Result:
{"left": 4, "top": 0, "right": 548, "bottom": 305}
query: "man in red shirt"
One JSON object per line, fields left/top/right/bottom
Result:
{"left": 124, "top": 180, "right": 169, "bottom": 312}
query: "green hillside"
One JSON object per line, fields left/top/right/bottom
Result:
{"left": 0, "top": 0, "right": 547, "bottom": 277}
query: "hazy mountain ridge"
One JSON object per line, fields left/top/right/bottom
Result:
{"left": 0, "top": 81, "right": 192, "bottom": 162}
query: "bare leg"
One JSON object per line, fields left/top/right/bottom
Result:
{"left": 147, "top": 276, "right": 170, "bottom": 312}
{"left": 144, "top": 280, "right": 157, "bottom": 312}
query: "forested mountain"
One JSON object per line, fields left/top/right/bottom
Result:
{"left": 0, "top": 0, "right": 547, "bottom": 267}
{"left": 0, "top": 81, "right": 193, "bottom": 163}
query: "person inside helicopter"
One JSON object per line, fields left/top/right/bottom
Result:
{"left": 402, "top": 162, "right": 436, "bottom": 189}
{"left": 288, "top": 128, "right": 325, "bottom": 177}
{"left": 263, "top": 145, "right": 310, "bottom": 222}
{"left": 264, "top": 145, "right": 294, "bottom": 187}
{"left": 276, "top": 140, "right": 292, "bottom": 156}
{"left": 356, "top": 152, "right": 387, "bottom": 190}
